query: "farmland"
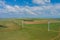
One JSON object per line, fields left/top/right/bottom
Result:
{"left": 0, "top": 18, "right": 60, "bottom": 40}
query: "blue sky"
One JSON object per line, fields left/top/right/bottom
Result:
{"left": 0, "top": 0, "right": 60, "bottom": 18}
{"left": 4, "top": 0, "right": 60, "bottom": 6}
{"left": 51, "top": 0, "right": 60, "bottom": 4}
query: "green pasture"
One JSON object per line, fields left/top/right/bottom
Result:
{"left": 50, "top": 22, "right": 60, "bottom": 31}
{"left": 0, "top": 19, "right": 60, "bottom": 40}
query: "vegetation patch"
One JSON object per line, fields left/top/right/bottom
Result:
{"left": 0, "top": 19, "right": 60, "bottom": 40}
{"left": 0, "top": 21, "right": 21, "bottom": 32}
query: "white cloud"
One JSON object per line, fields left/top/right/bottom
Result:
{"left": 27, "top": 4, "right": 60, "bottom": 16}
{"left": 0, "top": 1, "right": 5, "bottom": 5}
{"left": 24, "top": 7, "right": 37, "bottom": 15}
{"left": 0, "top": 0, "right": 60, "bottom": 17}
{"left": 1, "top": 4, "right": 37, "bottom": 15}
{"left": 1, "top": 4, "right": 60, "bottom": 16}
{"left": 5, "top": 5, "right": 16, "bottom": 12}
{"left": 45, "top": 0, "right": 50, "bottom": 2}
{"left": 33, "top": 0, "right": 50, "bottom": 4}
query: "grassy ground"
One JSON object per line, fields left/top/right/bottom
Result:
{"left": 50, "top": 22, "right": 60, "bottom": 31}
{"left": 0, "top": 19, "right": 60, "bottom": 40}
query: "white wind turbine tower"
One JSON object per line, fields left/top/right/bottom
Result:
{"left": 48, "top": 20, "right": 50, "bottom": 31}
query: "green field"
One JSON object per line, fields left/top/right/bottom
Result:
{"left": 0, "top": 19, "right": 60, "bottom": 40}
{"left": 50, "top": 22, "right": 60, "bottom": 32}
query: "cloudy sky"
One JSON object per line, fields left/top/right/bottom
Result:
{"left": 0, "top": 0, "right": 60, "bottom": 18}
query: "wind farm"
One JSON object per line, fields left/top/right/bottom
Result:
{"left": 0, "top": 18, "right": 60, "bottom": 40}
{"left": 0, "top": 0, "right": 60, "bottom": 40}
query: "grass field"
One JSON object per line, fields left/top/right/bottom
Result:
{"left": 0, "top": 19, "right": 60, "bottom": 40}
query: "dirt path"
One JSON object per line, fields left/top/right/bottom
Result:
{"left": 24, "top": 20, "right": 60, "bottom": 24}
{"left": 24, "top": 20, "right": 48, "bottom": 24}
